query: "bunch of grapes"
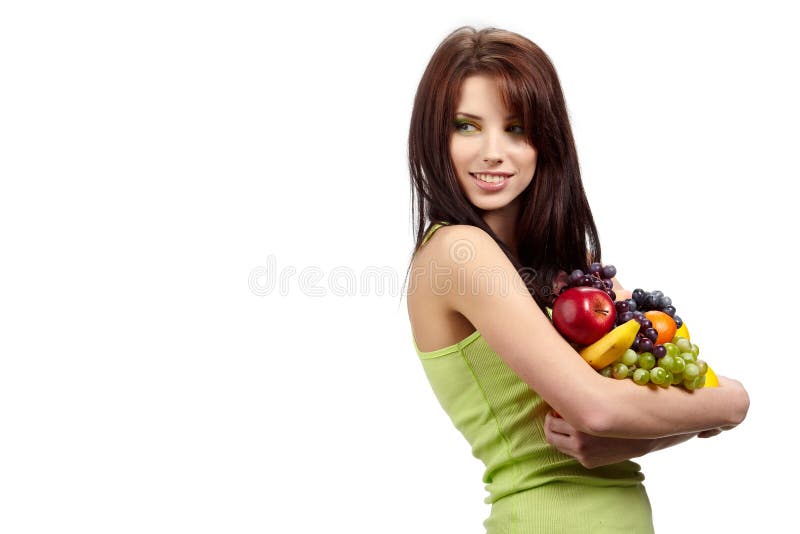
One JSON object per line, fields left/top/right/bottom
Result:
{"left": 560, "top": 262, "right": 618, "bottom": 301}
{"left": 616, "top": 288, "right": 683, "bottom": 328}
{"left": 613, "top": 288, "right": 681, "bottom": 355}
{"left": 609, "top": 287, "right": 708, "bottom": 390}
{"left": 599, "top": 336, "right": 709, "bottom": 390}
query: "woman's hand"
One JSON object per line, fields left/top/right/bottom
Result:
{"left": 544, "top": 410, "right": 654, "bottom": 468}
{"left": 544, "top": 410, "right": 702, "bottom": 468}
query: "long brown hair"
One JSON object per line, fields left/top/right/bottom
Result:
{"left": 404, "top": 25, "right": 602, "bottom": 313}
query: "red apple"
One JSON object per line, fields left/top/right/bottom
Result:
{"left": 552, "top": 287, "right": 617, "bottom": 345}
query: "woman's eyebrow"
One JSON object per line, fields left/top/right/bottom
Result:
{"left": 455, "top": 112, "right": 520, "bottom": 120}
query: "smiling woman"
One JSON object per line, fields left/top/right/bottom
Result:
{"left": 403, "top": 25, "right": 749, "bottom": 534}
{"left": 450, "top": 75, "right": 537, "bottom": 229}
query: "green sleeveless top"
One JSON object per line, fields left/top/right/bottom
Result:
{"left": 412, "top": 221, "right": 645, "bottom": 506}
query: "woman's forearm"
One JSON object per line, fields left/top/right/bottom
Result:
{"left": 589, "top": 375, "right": 749, "bottom": 439}
{"left": 647, "top": 431, "right": 699, "bottom": 454}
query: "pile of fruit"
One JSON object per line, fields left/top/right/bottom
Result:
{"left": 547, "top": 262, "right": 718, "bottom": 390}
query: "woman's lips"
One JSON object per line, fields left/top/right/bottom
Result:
{"left": 471, "top": 173, "right": 512, "bottom": 191}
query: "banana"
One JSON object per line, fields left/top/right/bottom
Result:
{"left": 704, "top": 365, "right": 719, "bottom": 387}
{"left": 674, "top": 322, "right": 690, "bottom": 342}
{"left": 579, "top": 319, "right": 640, "bottom": 370}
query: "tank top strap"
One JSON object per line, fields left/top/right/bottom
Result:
{"left": 421, "top": 221, "right": 451, "bottom": 246}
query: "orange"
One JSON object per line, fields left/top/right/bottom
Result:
{"left": 644, "top": 310, "right": 678, "bottom": 345}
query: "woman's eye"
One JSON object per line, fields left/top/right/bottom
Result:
{"left": 454, "top": 121, "right": 524, "bottom": 134}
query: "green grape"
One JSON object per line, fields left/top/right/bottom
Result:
{"left": 684, "top": 362, "right": 700, "bottom": 379}
{"left": 664, "top": 343, "right": 680, "bottom": 358}
{"left": 600, "top": 366, "right": 613, "bottom": 378}
{"left": 612, "top": 362, "right": 629, "bottom": 380}
{"left": 621, "top": 349, "right": 638, "bottom": 367}
{"left": 683, "top": 375, "right": 702, "bottom": 390}
{"left": 671, "top": 356, "right": 686, "bottom": 374}
{"left": 662, "top": 370, "right": 674, "bottom": 388}
{"left": 650, "top": 366, "right": 667, "bottom": 385}
{"left": 691, "top": 343, "right": 700, "bottom": 358}
{"left": 633, "top": 368, "right": 650, "bottom": 385}
{"left": 696, "top": 360, "right": 708, "bottom": 375}
{"left": 658, "top": 355, "right": 675, "bottom": 372}
{"left": 671, "top": 372, "right": 684, "bottom": 385}
{"left": 681, "top": 351, "right": 696, "bottom": 363}
{"left": 698, "top": 375, "right": 706, "bottom": 388}
{"left": 676, "top": 337, "right": 692, "bottom": 353}
{"left": 637, "top": 352, "right": 656, "bottom": 370}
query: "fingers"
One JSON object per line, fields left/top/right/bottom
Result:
{"left": 545, "top": 411, "right": 573, "bottom": 436}
{"left": 544, "top": 422, "right": 572, "bottom": 452}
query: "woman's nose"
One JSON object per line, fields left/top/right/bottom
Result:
{"left": 481, "top": 130, "right": 505, "bottom": 163}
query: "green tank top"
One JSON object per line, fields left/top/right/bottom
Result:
{"left": 412, "top": 221, "right": 646, "bottom": 506}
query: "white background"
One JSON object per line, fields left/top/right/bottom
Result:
{"left": 1, "top": 1, "right": 796, "bottom": 532}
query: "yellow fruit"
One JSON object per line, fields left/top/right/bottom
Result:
{"left": 704, "top": 365, "right": 719, "bottom": 388}
{"left": 674, "top": 322, "right": 690, "bottom": 342}
{"left": 579, "top": 319, "right": 640, "bottom": 370}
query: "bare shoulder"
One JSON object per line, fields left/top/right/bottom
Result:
{"left": 409, "top": 224, "right": 491, "bottom": 306}
{"left": 420, "top": 224, "right": 520, "bottom": 303}
{"left": 417, "top": 224, "right": 506, "bottom": 268}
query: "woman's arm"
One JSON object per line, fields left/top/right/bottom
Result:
{"left": 433, "top": 225, "right": 750, "bottom": 439}
{"left": 545, "top": 410, "right": 730, "bottom": 468}
{"left": 544, "top": 410, "right": 700, "bottom": 468}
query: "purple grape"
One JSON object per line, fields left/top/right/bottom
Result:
{"left": 619, "top": 311, "right": 634, "bottom": 323}
{"left": 653, "top": 345, "right": 667, "bottom": 358}
{"left": 568, "top": 269, "right": 584, "bottom": 285}
{"left": 632, "top": 289, "right": 646, "bottom": 304}
{"left": 644, "top": 328, "right": 659, "bottom": 342}
{"left": 608, "top": 290, "right": 616, "bottom": 301}
{"left": 602, "top": 265, "right": 617, "bottom": 279}
{"left": 645, "top": 294, "right": 659, "bottom": 310}
{"left": 616, "top": 301, "right": 630, "bottom": 314}
{"left": 663, "top": 305, "right": 676, "bottom": 317}
{"left": 633, "top": 311, "right": 645, "bottom": 324}
{"left": 673, "top": 315, "right": 683, "bottom": 328}
{"left": 589, "top": 262, "right": 603, "bottom": 276}
{"left": 658, "top": 295, "right": 672, "bottom": 308}
{"left": 626, "top": 299, "right": 637, "bottom": 312}
{"left": 581, "top": 275, "right": 593, "bottom": 286}
{"left": 603, "top": 279, "right": 613, "bottom": 290}
{"left": 631, "top": 337, "right": 640, "bottom": 351}
{"left": 592, "top": 279, "right": 605, "bottom": 290}
{"left": 639, "top": 338, "right": 654, "bottom": 353}
{"left": 641, "top": 319, "right": 652, "bottom": 330}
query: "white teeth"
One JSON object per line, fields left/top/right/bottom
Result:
{"left": 474, "top": 173, "right": 508, "bottom": 183}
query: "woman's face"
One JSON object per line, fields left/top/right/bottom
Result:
{"left": 449, "top": 74, "right": 537, "bottom": 215}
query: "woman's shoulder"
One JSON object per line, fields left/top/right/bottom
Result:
{"left": 418, "top": 223, "right": 495, "bottom": 256}
{"left": 410, "top": 222, "right": 515, "bottom": 307}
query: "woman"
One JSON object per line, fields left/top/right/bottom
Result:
{"left": 405, "top": 26, "right": 749, "bottom": 533}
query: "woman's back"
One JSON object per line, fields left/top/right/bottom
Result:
{"left": 408, "top": 222, "right": 655, "bottom": 533}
